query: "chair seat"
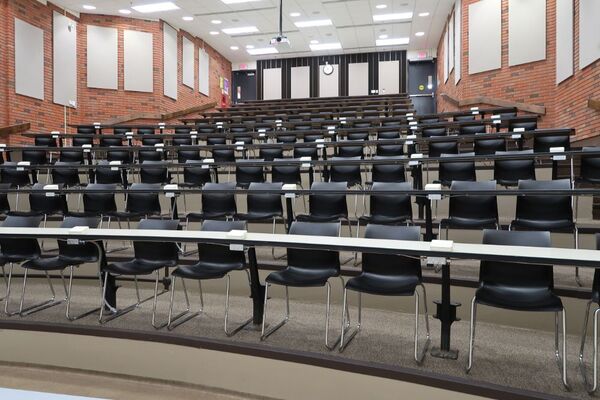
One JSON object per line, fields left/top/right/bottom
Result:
{"left": 103, "top": 259, "right": 176, "bottom": 276}
{"left": 186, "top": 212, "right": 231, "bottom": 221}
{"left": 23, "top": 256, "right": 70, "bottom": 271}
{"left": 510, "top": 219, "right": 575, "bottom": 232}
{"left": 109, "top": 211, "right": 156, "bottom": 220}
{"left": 440, "top": 217, "right": 498, "bottom": 229}
{"left": 358, "top": 215, "right": 410, "bottom": 225}
{"left": 172, "top": 261, "right": 244, "bottom": 280}
{"left": 346, "top": 272, "right": 419, "bottom": 296}
{"left": 235, "top": 211, "right": 283, "bottom": 221}
{"left": 266, "top": 266, "right": 339, "bottom": 287}
{"left": 475, "top": 284, "right": 563, "bottom": 312}
{"left": 296, "top": 214, "right": 346, "bottom": 223}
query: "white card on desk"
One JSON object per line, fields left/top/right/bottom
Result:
{"left": 513, "top": 127, "right": 525, "bottom": 132}
{"left": 430, "top": 240, "right": 454, "bottom": 251}
{"left": 69, "top": 226, "right": 89, "bottom": 234}
{"left": 282, "top": 183, "right": 297, "bottom": 198}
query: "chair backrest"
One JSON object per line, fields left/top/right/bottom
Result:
{"left": 138, "top": 149, "right": 163, "bottom": 163}
{"left": 362, "top": 224, "right": 421, "bottom": 278}
{"left": 34, "top": 135, "right": 57, "bottom": 147}
{"left": 126, "top": 183, "right": 162, "bottom": 215}
{"left": 509, "top": 120, "right": 537, "bottom": 131}
{"left": 347, "top": 132, "right": 369, "bottom": 141}
{"left": 422, "top": 127, "right": 446, "bottom": 138}
{"left": 581, "top": 147, "right": 600, "bottom": 183}
{"left": 22, "top": 150, "right": 48, "bottom": 165}
{"left": 428, "top": 141, "right": 458, "bottom": 158}
{"left": 107, "top": 149, "right": 132, "bottom": 164}
{"left": 474, "top": 137, "right": 506, "bottom": 155}
{"left": 94, "top": 161, "right": 123, "bottom": 185}
{"left": 293, "top": 146, "right": 318, "bottom": 160}
{"left": 494, "top": 150, "right": 536, "bottom": 186}
{"left": 140, "top": 161, "right": 170, "bottom": 184}
{"left": 77, "top": 126, "right": 95, "bottom": 134}
{"left": 337, "top": 144, "right": 364, "bottom": 158}
{"left": 372, "top": 156, "right": 406, "bottom": 183}
{"left": 60, "top": 149, "right": 84, "bottom": 163}
{"left": 276, "top": 135, "right": 297, "bottom": 144}
{"left": 454, "top": 114, "right": 475, "bottom": 121}
{"left": 0, "top": 183, "right": 11, "bottom": 214}
{"left": 247, "top": 182, "right": 283, "bottom": 217}
{"left": 174, "top": 127, "right": 192, "bottom": 134}
{"left": 534, "top": 135, "right": 571, "bottom": 153}
{"left": 515, "top": 179, "right": 573, "bottom": 224}
{"left": 100, "top": 136, "right": 124, "bottom": 147}
{"left": 72, "top": 136, "right": 93, "bottom": 147}
{"left": 287, "top": 221, "right": 340, "bottom": 271}
{"left": 138, "top": 127, "right": 155, "bottom": 135}
{"left": 459, "top": 125, "right": 486, "bottom": 135}
{"left": 173, "top": 136, "right": 193, "bottom": 147}
{"left": 439, "top": 153, "right": 476, "bottom": 186}
{"left": 330, "top": 156, "right": 361, "bottom": 186}
{"left": 183, "top": 161, "right": 212, "bottom": 187}
{"left": 83, "top": 183, "right": 118, "bottom": 215}
{"left": 197, "top": 220, "right": 247, "bottom": 267}
{"left": 235, "top": 160, "right": 265, "bottom": 187}
{"left": 113, "top": 127, "right": 129, "bottom": 135}
{"left": 1, "top": 162, "right": 31, "bottom": 187}
{"left": 259, "top": 147, "right": 284, "bottom": 161}
{"left": 0, "top": 214, "right": 42, "bottom": 261}
{"left": 29, "top": 183, "right": 68, "bottom": 215}
{"left": 377, "top": 131, "right": 400, "bottom": 140}
{"left": 309, "top": 181, "right": 348, "bottom": 219}
{"left": 370, "top": 182, "right": 412, "bottom": 222}
{"left": 212, "top": 148, "right": 236, "bottom": 162}
{"left": 448, "top": 180, "right": 498, "bottom": 223}
{"left": 51, "top": 161, "right": 81, "bottom": 187}
{"left": 57, "top": 216, "right": 101, "bottom": 262}
{"left": 201, "top": 182, "right": 237, "bottom": 218}
{"left": 420, "top": 118, "right": 439, "bottom": 124}
{"left": 133, "top": 219, "right": 179, "bottom": 264}
{"left": 141, "top": 136, "right": 163, "bottom": 146}
{"left": 479, "top": 230, "right": 553, "bottom": 290}
{"left": 272, "top": 158, "right": 301, "bottom": 184}
{"left": 207, "top": 136, "right": 226, "bottom": 145}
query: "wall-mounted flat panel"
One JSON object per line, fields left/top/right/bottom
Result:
{"left": 53, "top": 12, "right": 76, "bottom": 107}
{"left": 15, "top": 18, "right": 44, "bottom": 100}
{"left": 87, "top": 25, "right": 117, "bottom": 90}
{"left": 182, "top": 36, "right": 194, "bottom": 89}
{"left": 556, "top": 0, "right": 573, "bottom": 83}
{"left": 348, "top": 62, "right": 368, "bottom": 96}
{"left": 319, "top": 64, "right": 339, "bottom": 97}
{"left": 124, "top": 30, "right": 153, "bottom": 93}
{"left": 579, "top": 0, "right": 600, "bottom": 69}
{"left": 163, "top": 23, "right": 178, "bottom": 100}
{"left": 468, "top": 0, "right": 501, "bottom": 74}
{"left": 455, "top": 0, "right": 462, "bottom": 84}
{"left": 199, "top": 50, "right": 210, "bottom": 96}
{"left": 508, "top": 0, "right": 546, "bottom": 66}
{"left": 448, "top": 13, "right": 455, "bottom": 73}
{"left": 290, "top": 66, "right": 310, "bottom": 99}
{"left": 378, "top": 60, "right": 400, "bottom": 94}
{"left": 263, "top": 68, "right": 282, "bottom": 100}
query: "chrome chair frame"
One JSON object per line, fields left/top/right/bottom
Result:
{"left": 579, "top": 300, "right": 600, "bottom": 394}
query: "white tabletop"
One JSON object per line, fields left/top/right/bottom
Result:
{"left": 0, "top": 388, "right": 107, "bottom": 400}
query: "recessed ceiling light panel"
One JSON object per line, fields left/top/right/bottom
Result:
{"left": 294, "top": 19, "right": 332, "bottom": 28}
{"left": 131, "top": 2, "right": 179, "bottom": 13}
{"left": 222, "top": 26, "right": 259, "bottom": 35}
{"left": 289, "top": 12, "right": 301, "bottom": 17}
{"left": 309, "top": 42, "right": 342, "bottom": 51}
{"left": 210, "top": 31, "right": 220, "bottom": 35}
{"left": 82, "top": 5, "right": 96, "bottom": 10}
{"left": 375, "top": 4, "right": 387, "bottom": 9}
{"left": 119, "top": 9, "right": 131, "bottom": 14}
{"left": 415, "top": 31, "right": 425, "bottom": 37}
{"left": 221, "top": 0, "right": 261, "bottom": 4}
{"left": 418, "top": 12, "right": 430, "bottom": 17}
{"left": 182, "top": 16, "right": 194, "bottom": 21}
{"left": 376, "top": 37, "right": 409, "bottom": 46}
{"left": 247, "top": 47, "right": 279, "bottom": 55}
{"left": 372, "top": 12, "right": 412, "bottom": 22}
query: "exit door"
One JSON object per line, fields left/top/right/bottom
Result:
{"left": 232, "top": 70, "right": 257, "bottom": 103}
{"left": 407, "top": 60, "right": 437, "bottom": 114}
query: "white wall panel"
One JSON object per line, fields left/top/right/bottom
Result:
{"left": 579, "top": 0, "right": 600, "bottom": 69}
{"left": 290, "top": 66, "right": 310, "bottom": 99}
{"left": 454, "top": 0, "right": 462, "bottom": 84}
{"left": 378, "top": 61, "right": 400, "bottom": 94}
{"left": 319, "top": 65, "right": 339, "bottom": 97}
{"left": 53, "top": 12, "right": 76, "bottom": 107}
{"left": 15, "top": 18, "right": 44, "bottom": 100}
{"left": 124, "top": 30, "right": 153, "bottom": 93}
{"left": 508, "top": 0, "right": 546, "bottom": 66}
{"left": 263, "top": 68, "right": 282, "bottom": 100}
{"left": 448, "top": 13, "right": 455, "bottom": 73}
{"left": 199, "top": 50, "right": 210, "bottom": 96}
{"left": 556, "top": 0, "right": 573, "bottom": 83}
{"left": 87, "top": 25, "right": 117, "bottom": 90}
{"left": 468, "top": 0, "right": 501, "bottom": 74}
{"left": 163, "top": 23, "right": 178, "bottom": 100}
{"left": 443, "top": 28, "right": 448, "bottom": 83}
{"left": 182, "top": 36, "right": 194, "bottom": 89}
{"left": 348, "top": 62, "right": 369, "bottom": 96}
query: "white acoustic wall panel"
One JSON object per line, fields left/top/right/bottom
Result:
{"left": 124, "top": 30, "right": 153, "bottom": 93}
{"left": 182, "top": 36, "right": 194, "bottom": 89}
{"left": 15, "top": 18, "right": 44, "bottom": 100}
{"left": 263, "top": 68, "right": 282, "bottom": 100}
{"left": 290, "top": 66, "right": 310, "bottom": 99}
{"left": 556, "top": 0, "right": 573, "bottom": 83}
{"left": 508, "top": 0, "right": 546, "bottom": 66}
{"left": 378, "top": 61, "right": 400, "bottom": 94}
{"left": 348, "top": 63, "right": 369, "bottom": 96}
{"left": 199, "top": 50, "right": 209, "bottom": 96}
{"left": 319, "top": 65, "right": 339, "bottom": 97}
{"left": 468, "top": 0, "right": 501, "bottom": 74}
{"left": 443, "top": 28, "right": 448, "bottom": 83}
{"left": 87, "top": 25, "right": 117, "bottom": 90}
{"left": 449, "top": 13, "right": 455, "bottom": 73}
{"left": 455, "top": 0, "right": 462, "bottom": 84}
{"left": 163, "top": 23, "right": 178, "bottom": 100}
{"left": 579, "top": 0, "right": 600, "bottom": 69}
{"left": 53, "top": 12, "right": 76, "bottom": 107}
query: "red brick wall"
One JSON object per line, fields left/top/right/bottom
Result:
{"left": 436, "top": 0, "right": 599, "bottom": 141}
{"left": 1, "top": 0, "right": 232, "bottom": 144}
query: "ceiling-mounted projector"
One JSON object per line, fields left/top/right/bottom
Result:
{"left": 270, "top": 35, "right": 290, "bottom": 47}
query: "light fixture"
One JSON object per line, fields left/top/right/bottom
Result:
{"left": 118, "top": 9, "right": 131, "bottom": 14}
{"left": 221, "top": 0, "right": 261, "bottom": 4}
{"left": 247, "top": 47, "right": 279, "bottom": 55}
{"left": 372, "top": 12, "right": 412, "bottom": 22}
{"left": 289, "top": 12, "right": 301, "bottom": 17}
{"left": 376, "top": 37, "right": 409, "bottom": 46}
{"left": 310, "top": 39, "right": 319, "bottom": 44}
{"left": 230, "top": 46, "right": 239, "bottom": 50}
{"left": 209, "top": 31, "right": 220, "bottom": 35}
{"left": 82, "top": 5, "right": 96, "bottom": 10}
{"left": 294, "top": 19, "right": 332, "bottom": 28}
{"left": 211, "top": 19, "right": 222, "bottom": 24}
{"left": 418, "top": 12, "right": 430, "bottom": 17}
{"left": 378, "top": 34, "right": 388, "bottom": 39}
{"left": 221, "top": 26, "right": 259, "bottom": 35}
{"left": 131, "top": 2, "right": 179, "bottom": 13}
{"left": 415, "top": 31, "right": 424, "bottom": 37}
{"left": 182, "top": 16, "right": 194, "bottom": 21}
{"left": 309, "top": 42, "right": 342, "bottom": 51}
{"left": 375, "top": 4, "right": 387, "bottom": 9}
{"left": 246, "top": 44, "right": 254, "bottom": 49}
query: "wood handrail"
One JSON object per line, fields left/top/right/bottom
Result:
{"left": 0, "top": 123, "right": 30, "bottom": 137}
{"left": 440, "top": 93, "right": 546, "bottom": 115}
{"left": 85, "top": 102, "right": 219, "bottom": 126}
{"left": 588, "top": 99, "right": 600, "bottom": 112}
{"left": 161, "top": 102, "right": 217, "bottom": 120}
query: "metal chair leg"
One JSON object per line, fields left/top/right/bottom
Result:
{"left": 261, "top": 283, "right": 290, "bottom": 341}
{"left": 339, "top": 289, "right": 361, "bottom": 352}
{"left": 324, "top": 277, "right": 351, "bottom": 351}
{"left": 65, "top": 265, "right": 101, "bottom": 321}
{"left": 414, "top": 284, "right": 431, "bottom": 364}
{"left": 166, "top": 275, "right": 200, "bottom": 331}
{"left": 466, "top": 296, "right": 477, "bottom": 373}
{"left": 18, "top": 269, "right": 67, "bottom": 317}
{"left": 574, "top": 227, "right": 582, "bottom": 286}
{"left": 580, "top": 301, "right": 599, "bottom": 394}
{"left": 555, "top": 309, "right": 570, "bottom": 390}
{"left": 151, "top": 269, "right": 173, "bottom": 329}
{"left": 224, "top": 270, "right": 253, "bottom": 336}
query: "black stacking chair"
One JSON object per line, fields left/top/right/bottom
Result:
{"left": 180, "top": 160, "right": 212, "bottom": 213}
{"left": 494, "top": 150, "right": 536, "bottom": 186}
{"left": 1, "top": 162, "right": 32, "bottom": 210}
{"left": 439, "top": 180, "right": 498, "bottom": 239}
{"left": 579, "top": 147, "right": 600, "bottom": 185}
{"left": 138, "top": 148, "right": 164, "bottom": 163}
{"left": 76, "top": 183, "right": 118, "bottom": 223}
{"left": 22, "top": 149, "right": 48, "bottom": 184}
{"left": 177, "top": 147, "right": 201, "bottom": 164}
{"left": 358, "top": 182, "right": 412, "bottom": 237}
{"left": 0, "top": 183, "right": 11, "bottom": 215}
{"left": 339, "top": 224, "right": 429, "bottom": 362}
{"left": 77, "top": 126, "right": 95, "bottom": 134}
{"left": 376, "top": 142, "right": 404, "bottom": 157}
{"left": 377, "top": 131, "right": 400, "bottom": 140}
{"left": 579, "top": 234, "right": 600, "bottom": 394}
{"left": 438, "top": 153, "right": 476, "bottom": 187}
{"left": 173, "top": 136, "right": 193, "bottom": 147}
{"left": 474, "top": 137, "right": 506, "bottom": 155}
{"left": 466, "top": 230, "right": 568, "bottom": 388}
{"left": 117, "top": 183, "right": 162, "bottom": 221}
{"left": 207, "top": 136, "right": 226, "bottom": 146}
{"left": 454, "top": 114, "right": 475, "bottom": 121}
{"left": 422, "top": 127, "right": 447, "bottom": 138}
{"left": 534, "top": 135, "right": 570, "bottom": 153}
{"left": 113, "top": 127, "right": 129, "bottom": 135}
{"left": 509, "top": 119, "right": 537, "bottom": 131}
{"left": 25, "top": 183, "right": 68, "bottom": 224}
{"left": 139, "top": 128, "right": 162, "bottom": 146}
{"left": 174, "top": 127, "right": 192, "bottom": 135}
{"left": 330, "top": 157, "right": 362, "bottom": 188}
{"left": 99, "top": 219, "right": 179, "bottom": 326}
{"left": 293, "top": 145, "right": 318, "bottom": 160}
{"left": 107, "top": 148, "right": 133, "bottom": 164}
{"left": 72, "top": 135, "right": 93, "bottom": 147}
{"left": 261, "top": 221, "right": 345, "bottom": 349}
{"left": 95, "top": 161, "right": 125, "bottom": 186}
{"left": 167, "top": 220, "right": 252, "bottom": 335}
{"left": 60, "top": 149, "right": 85, "bottom": 164}
{"left": 212, "top": 148, "right": 236, "bottom": 163}
{"left": 337, "top": 142, "right": 364, "bottom": 159}
{"left": 2, "top": 214, "right": 42, "bottom": 315}
{"left": 260, "top": 147, "right": 284, "bottom": 161}
{"left": 276, "top": 135, "right": 297, "bottom": 144}
{"left": 420, "top": 118, "right": 439, "bottom": 124}
{"left": 185, "top": 182, "right": 237, "bottom": 226}
{"left": 51, "top": 161, "right": 81, "bottom": 187}
{"left": 296, "top": 181, "right": 352, "bottom": 236}
{"left": 304, "top": 134, "right": 324, "bottom": 143}
{"left": 140, "top": 161, "right": 171, "bottom": 185}
{"left": 428, "top": 141, "right": 458, "bottom": 158}
{"left": 18, "top": 216, "right": 101, "bottom": 320}
{"left": 235, "top": 160, "right": 265, "bottom": 188}
{"left": 459, "top": 125, "right": 485, "bottom": 135}
{"left": 100, "top": 136, "right": 124, "bottom": 147}
{"left": 371, "top": 156, "right": 406, "bottom": 183}
{"left": 34, "top": 135, "right": 57, "bottom": 148}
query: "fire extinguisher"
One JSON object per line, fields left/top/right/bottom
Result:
{"left": 220, "top": 93, "right": 229, "bottom": 108}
